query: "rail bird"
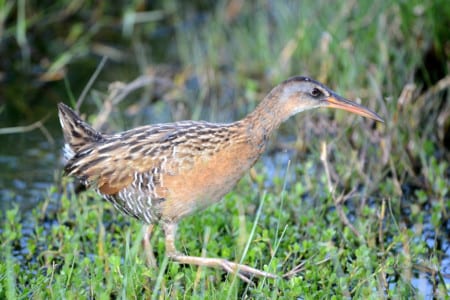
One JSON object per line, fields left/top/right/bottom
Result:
{"left": 58, "top": 76, "right": 383, "bottom": 282}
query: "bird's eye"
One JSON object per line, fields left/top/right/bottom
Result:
{"left": 311, "top": 88, "right": 323, "bottom": 98}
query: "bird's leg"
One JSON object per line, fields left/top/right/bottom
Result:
{"left": 162, "top": 222, "right": 278, "bottom": 284}
{"left": 143, "top": 224, "right": 157, "bottom": 267}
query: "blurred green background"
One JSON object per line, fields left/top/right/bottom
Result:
{"left": 0, "top": 0, "right": 448, "bottom": 298}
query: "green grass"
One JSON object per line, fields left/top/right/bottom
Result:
{"left": 1, "top": 0, "right": 449, "bottom": 299}
{"left": 2, "top": 158, "right": 447, "bottom": 298}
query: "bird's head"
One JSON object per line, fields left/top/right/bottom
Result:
{"left": 273, "top": 76, "right": 384, "bottom": 122}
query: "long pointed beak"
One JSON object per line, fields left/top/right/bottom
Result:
{"left": 324, "top": 93, "right": 384, "bottom": 123}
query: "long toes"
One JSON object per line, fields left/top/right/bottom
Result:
{"left": 230, "top": 264, "right": 278, "bottom": 279}
{"left": 236, "top": 264, "right": 277, "bottom": 279}
{"left": 220, "top": 259, "right": 278, "bottom": 280}
{"left": 283, "top": 266, "right": 305, "bottom": 278}
{"left": 219, "top": 260, "right": 234, "bottom": 274}
{"left": 233, "top": 271, "right": 253, "bottom": 284}
{"left": 220, "top": 260, "right": 253, "bottom": 284}
{"left": 236, "top": 273, "right": 253, "bottom": 284}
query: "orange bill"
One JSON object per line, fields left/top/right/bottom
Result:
{"left": 324, "top": 93, "right": 384, "bottom": 122}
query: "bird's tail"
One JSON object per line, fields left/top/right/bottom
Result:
{"left": 57, "top": 103, "right": 104, "bottom": 161}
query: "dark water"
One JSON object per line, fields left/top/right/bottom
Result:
{"left": 0, "top": 120, "right": 62, "bottom": 213}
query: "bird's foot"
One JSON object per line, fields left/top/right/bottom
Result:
{"left": 162, "top": 222, "right": 277, "bottom": 283}
{"left": 168, "top": 253, "right": 278, "bottom": 284}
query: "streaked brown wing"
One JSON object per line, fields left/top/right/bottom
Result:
{"left": 65, "top": 127, "right": 172, "bottom": 195}
{"left": 65, "top": 121, "right": 218, "bottom": 197}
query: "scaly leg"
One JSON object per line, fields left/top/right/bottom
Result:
{"left": 162, "top": 222, "right": 278, "bottom": 284}
{"left": 143, "top": 224, "right": 157, "bottom": 267}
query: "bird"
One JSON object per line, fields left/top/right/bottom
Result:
{"left": 58, "top": 76, "right": 383, "bottom": 283}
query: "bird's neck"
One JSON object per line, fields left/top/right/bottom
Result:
{"left": 239, "top": 91, "right": 287, "bottom": 155}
